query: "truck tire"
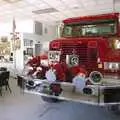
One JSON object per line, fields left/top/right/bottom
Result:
{"left": 41, "top": 96, "right": 60, "bottom": 103}
{"left": 107, "top": 105, "right": 120, "bottom": 115}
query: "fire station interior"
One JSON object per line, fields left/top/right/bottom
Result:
{"left": 0, "top": 0, "right": 120, "bottom": 120}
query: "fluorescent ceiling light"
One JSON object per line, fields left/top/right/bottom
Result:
{"left": 4, "top": 0, "right": 22, "bottom": 3}
{"left": 32, "top": 8, "right": 58, "bottom": 14}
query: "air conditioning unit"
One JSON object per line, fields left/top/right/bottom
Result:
{"left": 34, "top": 21, "right": 43, "bottom": 35}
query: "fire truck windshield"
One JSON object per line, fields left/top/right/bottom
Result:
{"left": 62, "top": 19, "right": 117, "bottom": 37}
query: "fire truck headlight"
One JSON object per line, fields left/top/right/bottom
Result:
{"left": 66, "top": 55, "right": 79, "bottom": 66}
{"left": 104, "top": 62, "right": 120, "bottom": 70}
{"left": 48, "top": 51, "right": 61, "bottom": 64}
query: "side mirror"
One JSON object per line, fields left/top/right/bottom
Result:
{"left": 58, "top": 23, "right": 64, "bottom": 37}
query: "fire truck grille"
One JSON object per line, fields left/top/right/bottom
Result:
{"left": 61, "top": 44, "right": 88, "bottom": 63}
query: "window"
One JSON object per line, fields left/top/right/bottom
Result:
{"left": 24, "top": 39, "right": 33, "bottom": 46}
{"left": 27, "top": 48, "right": 33, "bottom": 55}
{"left": 64, "top": 26, "right": 72, "bottom": 36}
{"left": 62, "top": 19, "right": 117, "bottom": 37}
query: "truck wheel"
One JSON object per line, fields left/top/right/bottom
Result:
{"left": 41, "top": 96, "right": 60, "bottom": 103}
{"left": 107, "top": 105, "right": 120, "bottom": 115}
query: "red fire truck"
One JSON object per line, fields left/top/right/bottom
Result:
{"left": 25, "top": 13, "right": 120, "bottom": 114}
{"left": 49, "top": 12, "right": 120, "bottom": 78}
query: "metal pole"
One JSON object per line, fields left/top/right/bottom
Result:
{"left": 113, "top": 0, "right": 116, "bottom": 12}
{"left": 12, "top": 18, "right": 16, "bottom": 70}
{"left": 13, "top": 33, "right": 16, "bottom": 70}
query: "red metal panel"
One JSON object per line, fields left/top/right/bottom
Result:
{"left": 63, "top": 13, "right": 119, "bottom": 24}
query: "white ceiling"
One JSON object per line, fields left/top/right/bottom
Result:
{"left": 0, "top": 0, "right": 120, "bottom": 24}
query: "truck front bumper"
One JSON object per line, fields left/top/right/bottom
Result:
{"left": 23, "top": 77, "right": 120, "bottom": 106}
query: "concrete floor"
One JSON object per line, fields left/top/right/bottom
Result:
{"left": 0, "top": 77, "right": 119, "bottom": 120}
